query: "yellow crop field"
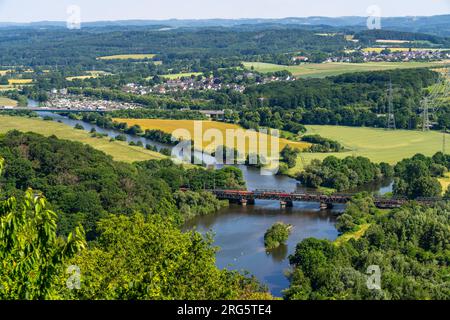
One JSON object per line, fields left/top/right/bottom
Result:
{"left": 98, "top": 54, "right": 156, "bottom": 60}
{"left": 113, "top": 119, "right": 311, "bottom": 155}
{"left": 0, "top": 70, "right": 11, "bottom": 76}
{"left": 8, "top": 79, "right": 33, "bottom": 85}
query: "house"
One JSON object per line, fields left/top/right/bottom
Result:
{"left": 292, "top": 56, "right": 309, "bottom": 62}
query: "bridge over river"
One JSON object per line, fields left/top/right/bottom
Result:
{"left": 207, "top": 189, "right": 443, "bottom": 210}
{"left": 0, "top": 107, "right": 107, "bottom": 113}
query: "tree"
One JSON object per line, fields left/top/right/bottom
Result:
{"left": 62, "top": 213, "right": 267, "bottom": 300}
{"left": 336, "top": 213, "right": 356, "bottom": 234}
{"left": 264, "top": 222, "right": 292, "bottom": 249}
{"left": 410, "top": 176, "right": 442, "bottom": 198}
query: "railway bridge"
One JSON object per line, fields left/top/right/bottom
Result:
{"left": 207, "top": 189, "right": 439, "bottom": 210}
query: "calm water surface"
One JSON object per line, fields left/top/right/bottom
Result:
{"left": 184, "top": 202, "right": 340, "bottom": 296}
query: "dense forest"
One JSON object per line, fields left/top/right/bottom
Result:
{"left": 0, "top": 154, "right": 269, "bottom": 300}
{"left": 297, "top": 156, "right": 393, "bottom": 192}
{"left": 0, "top": 26, "right": 352, "bottom": 69}
{"left": 243, "top": 69, "right": 441, "bottom": 130}
{"left": 285, "top": 195, "right": 450, "bottom": 300}
{"left": 393, "top": 152, "right": 450, "bottom": 199}
{"left": 0, "top": 131, "right": 245, "bottom": 237}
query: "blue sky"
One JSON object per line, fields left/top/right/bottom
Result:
{"left": 0, "top": 0, "right": 449, "bottom": 22}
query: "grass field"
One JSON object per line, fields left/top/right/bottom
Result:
{"left": 439, "top": 173, "right": 450, "bottom": 195}
{"left": 113, "top": 119, "right": 311, "bottom": 155}
{"left": 0, "top": 97, "right": 17, "bottom": 106}
{"left": 289, "top": 125, "right": 447, "bottom": 173}
{"left": 363, "top": 47, "right": 448, "bottom": 53}
{"left": 242, "top": 61, "right": 450, "bottom": 78}
{"left": 0, "top": 116, "right": 165, "bottom": 163}
{"left": 160, "top": 72, "right": 203, "bottom": 79}
{"left": 66, "top": 71, "right": 111, "bottom": 81}
{"left": 98, "top": 54, "right": 156, "bottom": 60}
{"left": 334, "top": 224, "right": 371, "bottom": 246}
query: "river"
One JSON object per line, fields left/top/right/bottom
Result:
{"left": 36, "top": 110, "right": 392, "bottom": 297}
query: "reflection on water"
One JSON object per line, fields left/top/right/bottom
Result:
{"left": 267, "top": 244, "right": 288, "bottom": 263}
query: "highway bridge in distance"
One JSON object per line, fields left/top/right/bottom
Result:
{"left": 0, "top": 107, "right": 107, "bottom": 113}
{"left": 203, "top": 189, "right": 444, "bottom": 210}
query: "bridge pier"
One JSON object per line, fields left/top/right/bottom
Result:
{"left": 280, "top": 200, "right": 293, "bottom": 208}
{"left": 239, "top": 199, "right": 255, "bottom": 206}
{"left": 320, "top": 202, "right": 333, "bottom": 210}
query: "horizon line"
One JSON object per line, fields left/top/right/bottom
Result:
{"left": 0, "top": 13, "right": 448, "bottom": 24}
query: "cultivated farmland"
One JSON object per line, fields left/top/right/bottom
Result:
{"left": 97, "top": 54, "right": 156, "bottom": 60}
{"left": 0, "top": 116, "right": 165, "bottom": 163}
{"left": 113, "top": 118, "right": 311, "bottom": 155}
{"left": 160, "top": 72, "right": 203, "bottom": 79}
{"left": 0, "top": 97, "right": 18, "bottom": 106}
{"left": 242, "top": 61, "right": 450, "bottom": 78}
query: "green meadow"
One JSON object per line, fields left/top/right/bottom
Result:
{"left": 243, "top": 61, "right": 450, "bottom": 78}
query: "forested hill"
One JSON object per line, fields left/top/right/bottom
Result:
{"left": 0, "top": 130, "right": 245, "bottom": 236}
{"left": 1, "top": 14, "right": 449, "bottom": 36}
{"left": 0, "top": 27, "right": 350, "bottom": 67}
{"left": 243, "top": 68, "right": 440, "bottom": 129}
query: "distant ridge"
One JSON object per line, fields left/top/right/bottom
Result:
{"left": 0, "top": 15, "right": 449, "bottom": 36}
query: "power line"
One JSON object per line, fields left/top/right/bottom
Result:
{"left": 420, "top": 68, "right": 449, "bottom": 131}
{"left": 386, "top": 80, "right": 396, "bottom": 130}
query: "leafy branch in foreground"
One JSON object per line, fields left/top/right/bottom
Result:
{"left": 0, "top": 156, "right": 86, "bottom": 300}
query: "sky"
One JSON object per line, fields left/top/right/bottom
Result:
{"left": 0, "top": 0, "right": 449, "bottom": 22}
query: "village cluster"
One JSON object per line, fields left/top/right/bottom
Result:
{"left": 123, "top": 73, "right": 296, "bottom": 95}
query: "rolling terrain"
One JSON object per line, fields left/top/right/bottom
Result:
{"left": 0, "top": 116, "right": 165, "bottom": 163}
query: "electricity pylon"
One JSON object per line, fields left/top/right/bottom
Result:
{"left": 386, "top": 81, "right": 396, "bottom": 130}
{"left": 420, "top": 68, "right": 449, "bottom": 131}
